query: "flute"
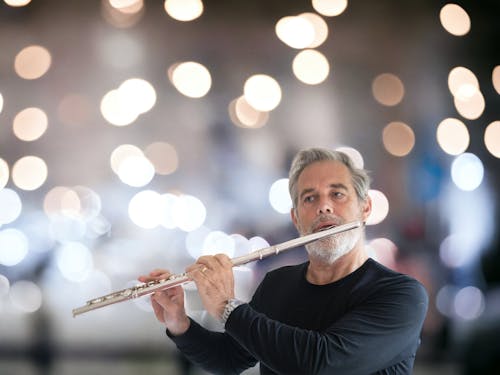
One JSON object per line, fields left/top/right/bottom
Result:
{"left": 72, "top": 220, "right": 363, "bottom": 317}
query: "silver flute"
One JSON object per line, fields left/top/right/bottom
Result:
{"left": 72, "top": 220, "right": 363, "bottom": 317}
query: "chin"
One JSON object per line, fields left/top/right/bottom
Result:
{"left": 306, "top": 229, "right": 360, "bottom": 264}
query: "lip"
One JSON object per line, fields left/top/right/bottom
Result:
{"left": 314, "top": 223, "right": 337, "bottom": 232}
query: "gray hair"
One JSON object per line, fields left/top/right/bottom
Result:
{"left": 288, "top": 148, "right": 371, "bottom": 208}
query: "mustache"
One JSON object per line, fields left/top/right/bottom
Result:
{"left": 309, "top": 215, "right": 344, "bottom": 232}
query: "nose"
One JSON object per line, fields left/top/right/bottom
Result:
{"left": 317, "top": 201, "right": 333, "bottom": 215}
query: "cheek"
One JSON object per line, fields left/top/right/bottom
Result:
{"left": 293, "top": 213, "right": 308, "bottom": 233}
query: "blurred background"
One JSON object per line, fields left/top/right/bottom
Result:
{"left": 1, "top": 0, "right": 499, "bottom": 374}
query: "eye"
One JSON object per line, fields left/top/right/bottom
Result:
{"left": 303, "top": 195, "right": 315, "bottom": 203}
{"left": 332, "top": 192, "right": 345, "bottom": 199}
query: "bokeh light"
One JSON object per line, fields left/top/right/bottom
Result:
{"left": 228, "top": 96, "right": 269, "bottom": 129}
{"left": 448, "top": 66, "right": 479, "bottom": 100}
{"left": 44, "top": 186, "right": 76, "bottom": 218}
{"left": 436, "top": 285, "right": 456, "bottom": 317}
{"left": 169, "top": 61, "right": 212, "bottom": 98}
{"left": 117, "top": 154, "right": 155, "bottom": 187}
{"left": 366, "top": 189, "right": 389, "bottom": 225}
{"left": 119, "top": 78, "right": 157, "bottom": 114}
{"left": 109, "top": 0, "right": 143, "bottom": 12}
{"left": 164, "top": 0, "right": 203, "bottom": 22}
{"left": 101, "top": 0, "right": 144, "bottom": 28}
{"left": 44, "top": 185, "right": 104, "bottom": 223}
{"left": 312, "top": 0, "right": 348, "bottom": 17}
{"left": 299, "top": 12, "right": 328, "bottom": 48}
{"left": 158, "top": 193, "right": 207, "bottom": 232}
{"left": 128, "top": 190, "right": 163, "bottom": 229}
{"left": 159, "top": 193, "right": 179, "bottom": 229}
{"left": 275, "top": 16, "right": 315, "bottom": 49}
{"left": 55, "top": 242, "right": 93, "bottom": 282}
{"left": 269, "top": 178, "right": 292, "bottom": 214}
{"left": 451, "top": 153, "right": 484, "bottom": 191}
{"left": 12, "top": 156, "right": 48, "bottom": 191}
{"left": 493, "top": 65, "right": 500, "bottom": 94}
{"left": 436, "top": 118, "right": 470, "bottom": 155}
{"left": 101, "top": 78, "right": 156, "bottom": 126}
{"left": 4, "top": 0, "right": 32, "bottom": 6}
{"left": 100, "top": 89, "right": 139, "bottom": 126}
{"left": 110, "top": 144, "right": 144, "bottom": 174}
{"left": 336, "top": 146, "right": 364, "bottom": 169}
{"left": 439, "top": 3, "right": 471, "bottom": 36}
{"left": 372, "top": 73, "right": 405, "bottom": 106}
{"left": 0, "top": 228, "right": 29, "bottom": 266}
{"left": 382, "top": 121, "right": 415, "bottom": 157}
{"left": 292, "top": 49, "right": 330, "bottom": 85}
{"left": 0, "top": 188, "right": 22, "bottom": 225}
{"left": 14, "top": 45, "right": 52, "bottom": 80}
{"left": 0, "top": 158, "right": 9, "bottom": 189}
{"left": 243, "top": 74, "right": 282, "bottom": 112}
{"left": 70, "top": 186, "right": 102, "bottom": 221}
{"left": 144, "top": 142, "right": 179, "bottom": 175}
{"left": 484, "top": 121, "right": 500, "bottom": 158}
{"left": 170, "top": 194, "right": 207, "bottom": 232}
{"left": 201, "top": 231, "right": 235, "bottom": 257}
{"left": 454, "top": 286, "right": 484, "bottom": 320}
{"left": 230, "top": 233, "right": 252, "bottom": 258}
{"left": 453, "top": 90, "right": 485, "bottom": 120}
{"left": 186, "top": 226, "right": 211, "bottom": 259}
{"left": 9, "top": 281, "right": 42, "bottom": 313}
{"left": 13, "top": 107, "right": 48, "bottom": 141}
{"left": 439, "top": 233, "right": 477, "bottom": 268}
{"left": 368, "top": 238, "right": 397, "bottom": 269}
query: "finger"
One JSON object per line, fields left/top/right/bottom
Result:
{"left": 151, "top": 296, "right": 165, "bottom": 323}
{"left": 186, "top": 263, "right": 208, "bottom": 275}
{"left": 214, "top": 253, "right": 233, "bottom": 268}
{"left": 196, "top": 256, "right": 220, "bottom": 270}
{"left": 139, "top": 269, "right": 172, "bottom": 283}
{"left": 187, "top": 266, "right": 207, "bottom": 284}
{"left": 150, "top": 269, "right": 171, "bottom": 277}
{"left": 152, "top": 291, "right": 175, "bottom": 311}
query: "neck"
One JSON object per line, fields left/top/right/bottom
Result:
{"left": 306, "top": 243, "right": 368, "bottom": 285}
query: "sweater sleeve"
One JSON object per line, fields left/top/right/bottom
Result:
{"left": 168, "top": 316, "right": 258, "bottom": 374}
{"left": 224, "top": 278, "right": 428, "bottom": 375}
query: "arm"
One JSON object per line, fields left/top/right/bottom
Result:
{"left": 168, "top": 317, "right": 258, "bottom": 374}
{"left": 225, "top": 279, "right": 428, "bottom": 374}
{"left": 143, "top": 257, "right": 258, "bottom": 374}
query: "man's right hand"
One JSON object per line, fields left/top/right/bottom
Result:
{"left": 138, "top": 269, "right": 190, "bottom": 336}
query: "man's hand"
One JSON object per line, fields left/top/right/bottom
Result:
{"left": 138, "top": 269, "right": 190, "bottom": 335}
{"left": 187, "top": 254, "right": 235, "bottom": 321}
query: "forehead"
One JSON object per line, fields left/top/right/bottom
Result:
{"left": 297, "top": 160, "right": 352, "bottom": 188}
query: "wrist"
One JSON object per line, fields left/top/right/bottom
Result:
{"left": 167, "top": 316, "right": 190, "bottom": 336}
{"left": 220, "top": 298, "right": 244, "bottom": 324}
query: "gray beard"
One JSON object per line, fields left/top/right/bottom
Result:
{"left": 305, "top": 227, "right": 361, "bottom": 264}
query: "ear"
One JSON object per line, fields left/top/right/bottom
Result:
{"left": 361, "top": 195, "right": 372, "bottom": 222}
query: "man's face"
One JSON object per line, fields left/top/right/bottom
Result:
{"left": 291, "top": 160, "right": 371, "bottom": 263}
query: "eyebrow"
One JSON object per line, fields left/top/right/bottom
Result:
{"left": 299, "top": 183, "right": 349, "bottom": 200}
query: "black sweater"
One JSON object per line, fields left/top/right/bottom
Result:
{"left": 170, "top": 258, "right": 429, "bottom": 374}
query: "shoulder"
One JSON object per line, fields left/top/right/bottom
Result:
{"left": 362, "top": 259, "right": 429, "bottom": 312}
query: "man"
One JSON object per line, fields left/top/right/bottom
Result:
{"left": 139, "top": 147, "right": 428, "bottom": 374}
